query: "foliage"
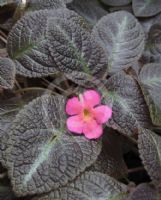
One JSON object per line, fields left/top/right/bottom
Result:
{"left": 0, "top": 0, "right": 161, "bottom": 199}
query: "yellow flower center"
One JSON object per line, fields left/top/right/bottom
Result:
{"left": 83, "top": 109, "right": 92, "bottom": 121}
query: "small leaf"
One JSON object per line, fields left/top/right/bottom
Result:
{"left": 32, "top": 171, "right": 127, "bottom": 200}
{"left": 100, "top": 0, "right": 131, "bottom": 6}
{"left": 68, "top": 0, "right": 108, "bottom": 25}
{"left": 126, "top": 183, "right": 158, "bottom": 200}
{"left": 47, "top": 17, "right": 108, "bottom": 77}
{"left": 0, "top": 58, "right": 15, "bottom": 89}
{"left": 132, "top": 0, "right": 161, "bottom": 17}
{"left": 139, "top": 63, "right": 161, "bottom": 126}
{"left": 92, "top": 11, "right": 145, "bottom": 73}
{"left": 5, "top": 95, "right": 101, "bottom": 196}
{"left": 104, "top": 71, "right": 151, "bottom": 136}
{"left": 138, "top": 129, "right": 161, "bottom": 184}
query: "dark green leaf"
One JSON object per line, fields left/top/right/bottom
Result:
{"left": 92, "top": 11, "right": 144, "bottom": 73}
{"left": 104, "top": 71, "right": 151, "bottom": 136}
{"left": 138, "top": 129, "right": 161, "bottom": 184}
{"left": 5, "top": 95, "right": 101, "bottom": 196}
{"left": 126, "top": 183, "right": 158, "bottom": 200}
{"left": 132, "top": 0, "right": 161, "bottom": 17}
{"left": 100, "top": 0, "right": 131, "bottom": 6}
{"left": 139, "top": 63, "right": 161, "bottom": 126}
{"left": 0, "top": 58, "right": 15, "bottom": 89}
{"left": 68, "top": 0, "right": 108, "bottom": 26}
{"left": 32, "top": 171, "right": 127, "bottom": 200}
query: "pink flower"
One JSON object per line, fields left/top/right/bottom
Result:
{"left": 66, "top": 90, "right": 112, "bottom": 139}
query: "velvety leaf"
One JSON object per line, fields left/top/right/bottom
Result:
{"left": 144, "top": 24, "right": 161, "bottom": 63}
{"left": 92, "top": 11, "right": 145, "bottom": 73}
{"left": 0, "top": 185, "right": 16, "bottom": 200}
{"left": 47, "top": 17, "right": 108, "bottom": 77}
{"left": 138, "top": 129, "right": 161, "bottom": 184}
{"left": 68, "top": 0, "right": 108, "bottom": 25}
{"left": 126, "top": 183, "right": 158, "bottom": 200}
{"left": 0, "top": 58, "right": 15, "bottom": 89}
{"left": 7, "top": 9, "right": 90, "bottom": 77}
{"left": 100, "top": 0, "right": 131, "bottom": 6}
{"left": 5, "top": 95, "right": 101, "bottom": 196}
{"left": 26, "top": 0, "right": 68, "bottom": 10}
{"left": 7, "top": 10, "right": 58, "bottom": 77}
{"left": 32, "top": 171, "right": 127, "bottom": 200}
{"left": 0, "top": 92, "right": 44, "bottom": 167}
{"left": 104, "top": 71, "right": 151, "bottom": 136}
{"left": 139, "top": 63, "right": 161, "bottom": 126}
{"left": 91, "top": 131, "right": 128, "bottom": 178}
{"left": 132, "top": 0, "right": 161, "bottom": 17}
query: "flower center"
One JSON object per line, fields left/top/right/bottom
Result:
{"left": 83, "top": 108, "right": 92, "bottom": 121}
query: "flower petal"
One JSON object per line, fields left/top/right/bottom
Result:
{"left": 66, "top": 115, "right": 84, "bottom": 134}
{"left": 83, "top": 90, "right": 100, "bottom": 107}
{"left": 83, "top": 119, "right": 103, "bottom": 139}
{"left": 94, "top": 105, "right": 112, "bottom": 124}
{"left": 66, "top": 97, "right": 82, "bottom": 115}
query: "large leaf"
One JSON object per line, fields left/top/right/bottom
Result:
{"left": 68, "top": 0, "right": 108, "bottom": 26}
{"left": 104, "top": 71, "right": 151, "bottom": 136}
{"left": 0, "top": 92, "right": 44, "bottom": 167}
{"left": 26, "top": 0, "right": 66, "bottom": 11}
{"left": 7, "top": 10, "right": 58, "bottom": 77}
{"left": 126, "top": 183, "right": 158, "bottom": 200}
{"left": 0, "top": 58, "right": 15, "bottom": 89}
{"left": 132, "top": 0, "right": 161, "bottom": 17}
{"left": 139, "top": 63, "right": 161, "bottom": 126}
{"left": 32, "top": 171, "right": 127, "bottom": 200}
{"left": 91, "top": 131, "right": 128, "bottom": 178}
{"left": 138, "top": 129, "right": 161, "bottom": 184}
{"left": 92, "top": 11, "right": 145, "bottom": 73}
{"left": 143, "top": 24, "right": 161, "bottom": 64}
{"left": 47, "top": 17, "right": 107, "bottom": 77}
{"left": 100, "top": 0, "right": 131, "bottom": 6}
{"left": 5, "top": 95, "right": 101, "bottom": 196}
{"left": 7, "top": 9, "right": 89, "bottom": 77}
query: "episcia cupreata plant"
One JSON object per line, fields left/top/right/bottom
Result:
{"left": 0, "top": 0, "right": 161, "bottom": 199}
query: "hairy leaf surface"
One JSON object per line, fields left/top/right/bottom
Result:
{"left": 138, "top": 129, "right": 161, "bottom": 184}
{"left": 26, "top": 0, "right": 71, "bottom": 10}
{"left": 126, "top": 183, "right": 158, "bottom": 200}
{"left": 139, "top": 63, "right": 161, "bottom": 126}
{"left": 7, "top": 10, "right": 58, "bottom": 77}
{"left": 104, "top": 71, "right": 151, "bottom": 136}
{"left": 100, "top": 0, "right": 131, "bottom": 6}
{"left": 32, "top": 171, "right": 127, "bottom": 200}
{"left": 0, "top": 58, "right": 15, "bottom": 89}
{"left": 144, "top": 24, "right": 161, "bottom": 64}
{"left": 68, "top": 0, "right": 108, "bottom": 25}
{"left": 7, "top": 9, "right": 88, "bottom": 77}
{"left": 92, "top": 11, "right": 144, "bottom": 73}
{"left": 132, "top": 0, "right": 161, "bottom": 17}
{"left": 5, "top": 95, "right": 101, "bottom": 196}
{"left": 47, "top": 17, "right": 107, "bottom": 77}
